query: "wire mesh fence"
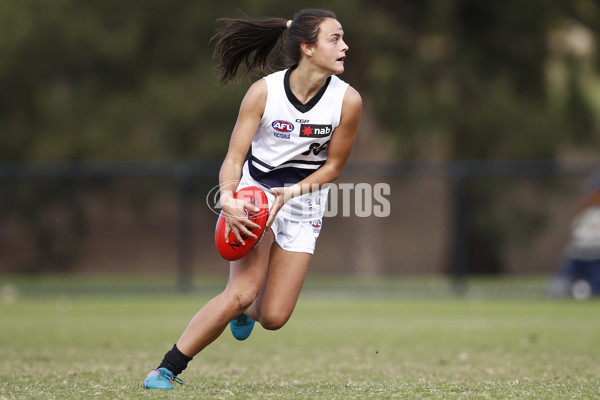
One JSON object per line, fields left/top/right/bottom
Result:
{"left": 0, "top": 159, "right": 598, "bottom": 297}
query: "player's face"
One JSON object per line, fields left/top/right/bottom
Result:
{"left": 312, "top": 18, "right": 348, "bottom": 74}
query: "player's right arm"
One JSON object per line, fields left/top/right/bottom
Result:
{"left": 219, "top": 79, "right": 267, "bottom": 244}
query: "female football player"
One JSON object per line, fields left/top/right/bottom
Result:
{"left": 144, "top": 8, "right": 362, "bottom": 389}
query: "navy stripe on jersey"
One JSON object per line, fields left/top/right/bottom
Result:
{"left": 250, "top": 155, "right": 325, "bottom": 170}
{"left": 284, "top": 68, "right": 331, "bottom": 113}
{"left": 249, "top": 159, "right": 319, "bottom": 188}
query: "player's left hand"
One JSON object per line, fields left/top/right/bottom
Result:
{"left": 266, "top": 186, "right": 294, "bottom": 227}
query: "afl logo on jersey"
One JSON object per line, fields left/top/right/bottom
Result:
{"left": 272, "top": 120, "right": 294, "bottom": 133}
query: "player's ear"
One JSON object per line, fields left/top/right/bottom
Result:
{"left": 301, "top": 42, "right": 314, "bottom": 57}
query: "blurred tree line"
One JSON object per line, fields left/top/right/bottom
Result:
{"left": 2, "top": 0, "right": 599, "bottom": 162}
{"left": 1, "top": 0, "right": 600, "bottom": 273}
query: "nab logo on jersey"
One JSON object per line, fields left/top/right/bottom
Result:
{"left": 272, "top": 120, "right": 294, "bottom": 133}
{"left": 300, "top": 124, "right": 332, "bottom": 138}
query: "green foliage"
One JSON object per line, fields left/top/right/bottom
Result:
{"left": 1, "top": 1, "right": 599, "bottom": 161}
{"left": 365, "top": 0, "right": 600, "bottom": 158}
{"left": 0, "top": 0, "right": 250, "bottom": 161}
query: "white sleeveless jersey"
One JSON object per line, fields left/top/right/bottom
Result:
{"left": 242, "top": 68, "right": 349, "bottom": 220}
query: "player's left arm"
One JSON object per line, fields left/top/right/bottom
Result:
{"left": 267, "top": 86, "right": 362, "bottom": 226}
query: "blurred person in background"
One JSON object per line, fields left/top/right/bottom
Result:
{"left": 549, "top": 168, "right": 600, "bottom": 300}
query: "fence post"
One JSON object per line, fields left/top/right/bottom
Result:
{"left": 177, "top": 170, "right": 194, "bottom": 293}
{"left": 450, "top": 164, "right": 468, "bottom": 295}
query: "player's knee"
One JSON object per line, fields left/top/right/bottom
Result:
{"left": 227, "top": 290, "right": 258, "bottom": 313}
{"left": 259, "top": 312, "right": 289, "bottom": 331}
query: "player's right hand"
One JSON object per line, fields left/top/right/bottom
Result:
{"left": 221, "top": 195, "right": 261, "bottom": 245}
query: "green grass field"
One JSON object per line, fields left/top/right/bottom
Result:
{"left": 1, "top": 277, "right": 599, "bottom": 399}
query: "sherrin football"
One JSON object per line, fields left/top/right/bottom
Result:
{"left": 215, "top": 186, "right": 269, "bottom": 261}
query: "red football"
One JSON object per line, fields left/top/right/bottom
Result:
{"left": 215, "top": 186, "right": 269, "bottom": 261}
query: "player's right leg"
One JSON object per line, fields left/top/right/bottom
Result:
{"left": 143, "top": 230, "right": 274, "bottom": 389}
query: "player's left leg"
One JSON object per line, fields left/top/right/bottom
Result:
{"left": 245, "top": 244, "right": 312, "bottom": 330}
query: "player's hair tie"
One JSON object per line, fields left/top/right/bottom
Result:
{"left": 286, "top": 20, "right": 292, "bottom": 29}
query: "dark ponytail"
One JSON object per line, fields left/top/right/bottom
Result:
{"left": 212, "top": 9, "right": 337, "bottom": 85}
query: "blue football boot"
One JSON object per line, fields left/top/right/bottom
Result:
{"left": 143, "top": 367, "right": 184, "bottom": 389}
{"left": 230, "top": 313, "right": 255, "bottom": 341}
